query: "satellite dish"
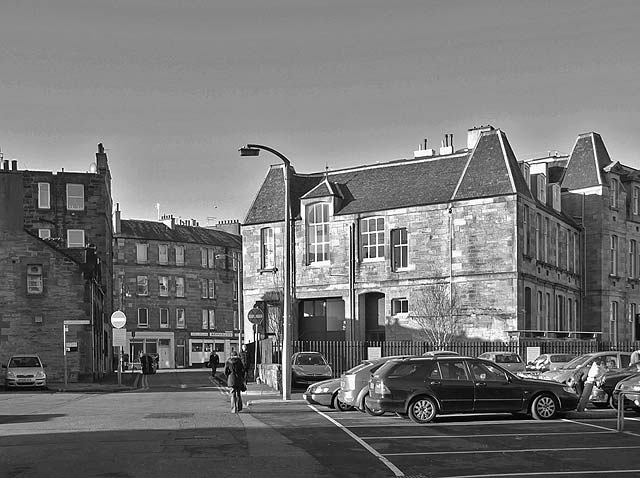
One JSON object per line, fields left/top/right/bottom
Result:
{"left": 89, "top": 162, "right": 97, "bottom": 173}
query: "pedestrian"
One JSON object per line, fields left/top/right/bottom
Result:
{"left": 224, "top": 350, "right": 246, "bottom": 413}
{"left": 209, "top": 351, "right": 219, "bottom": 377}
{"left": 568, "top": 365, "right": 587, "bottom": 398}
{"left": 577, "top": 359, "right": 605, "bottom": 412}
{"left": 631, "top": 348, "right": 640, "bottom": 365}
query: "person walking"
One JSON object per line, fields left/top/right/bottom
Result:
{"left": 577, "top": 359, "right": 605, "bottom": 412}
{"left": 224, "top": 350, "right": 246, "bottom": 413}
{"left": 209, "top": 351, "right": 219, "bottom": 377}
{"left": 631, "top": 348, "right": 640, "bottom": 365}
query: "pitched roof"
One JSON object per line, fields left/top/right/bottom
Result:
{"left": 243, "top": 129, "right": 532, "bottom": 225}
{"left": 561, "top": 132, "right": 612, "bottom": 190}
{"left": 118, "top": 220, "right": 241, "bottom": 248}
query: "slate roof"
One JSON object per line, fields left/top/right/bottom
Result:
{"left": 118, "top": 220, "right": 241, "bottom": 248}
{"left": 243, "top": 129, "right": 533, "bottom": 226}
{"left": 561, "top": 132, "right": 612, "bottom": 190}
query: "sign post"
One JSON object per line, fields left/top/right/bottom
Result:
{"left": 111, "top": 311, "right": 127, "bottom": 386}
{"left": 247, "top": 307, "right": 264, "bottom": 382}
{"left": 62, "top": 320, "right": 89, "bottom": 386}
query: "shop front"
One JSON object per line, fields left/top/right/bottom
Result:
{"left": 188, "top": 331, "right": 238, "bottom": 368}
{"left": 126, "top": 331, "right": 175, "bottom": 369}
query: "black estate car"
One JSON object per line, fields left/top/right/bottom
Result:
{"left": 365, "top": 356, "right": 579, "bottom": 424}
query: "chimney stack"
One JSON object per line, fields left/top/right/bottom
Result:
{"left": 439, "top": 133, "right": 454, "bottom": 155}
{"left": 114, "top": 203, "right": 121, "bottom": 234}
{"left": 414, "top": 138, "right": 435, "bottom": 158}
{"left": 11, "top": 160, "right": 18, "bottom": 171}
{"left": 467, "top": 125, "right": 495, "bottom": 150}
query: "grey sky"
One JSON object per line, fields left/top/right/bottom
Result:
{"left": 1, "top": 0, "right": 639, "bottom": 225}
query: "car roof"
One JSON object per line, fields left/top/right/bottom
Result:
{"left": 480, "top": 351, "right": 517, "bottom": 356}
{"left": 9, "top": 354, "right": 41, "bottom": 358}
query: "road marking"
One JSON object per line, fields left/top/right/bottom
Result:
{"left": 443, "top": 470, "right": 640, "bottom": 478}
{"left": 361, "top": 430, "right": 611, "bottom": 440}
{"left": 562, "top": 417, "right": 640, "bottom": 438}
{"left": 383, "top": 445, "right": 640, "bottom": 456}
{"left": 308, "top": 404, "right": 405, "bottom": 478}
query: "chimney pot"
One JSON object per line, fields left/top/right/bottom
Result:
{"left": 11, "top": 160, "right": 18, "bottom": 170}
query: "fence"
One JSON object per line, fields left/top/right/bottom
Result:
{"left": 258, "top": 338, "right": 640, "bottom": 377}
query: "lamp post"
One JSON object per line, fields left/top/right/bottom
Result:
{"left": 215, "top": 252, "right": 243, "bottom": 353}
{"left": 239, "top": 144, "right": 292, "bottom": 400}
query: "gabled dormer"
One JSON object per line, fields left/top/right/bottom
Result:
{"left": 300, "top": 175, "right": 345, "bottom": 214}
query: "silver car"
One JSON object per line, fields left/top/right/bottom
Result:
{"left": 477, "top": 352, "right": 525, "bottom": 373}
{"left": 541, "top": 351, "right": 632, "bottom": 385}
{"left": 3, "top": 354, "right": 47, "bottom": 389}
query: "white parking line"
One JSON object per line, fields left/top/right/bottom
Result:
{"left": 308, "top": 404, "right": 405, "bottom": 478}
{"left": 383, "top": 445, "right": 640, "bottom": 456}
{"left": 562, "top": 417, "right": 640, "bottom": 438}
{"left": 443, "top": 470, "right": 640, "bottom": 478}
{"left": 361, "top": 430, "right": 611, "bottom": 440}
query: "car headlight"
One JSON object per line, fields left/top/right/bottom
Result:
{"left": 6, "top": 371, "right": 15, "bottom": 378}
{"left": 619, "top": 383, "right": 640, "bottom": 392}
{"left": 36, "top": 371, "right": 46, "bottom": 379}
{"left": 563, "top": 386, "right": 577, "bottom": 394}
{"left": 315, "top": 386, "right": 331, "bottom": 393}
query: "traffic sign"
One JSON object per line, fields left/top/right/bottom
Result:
{"left": 247, "top": 307, "right": 264, "bottom": 324}
{"left": 111, "top": 310, "right": 127, "bottom": 329}
{"left": 112, "top": 328, "right": 127, "bottom": 347}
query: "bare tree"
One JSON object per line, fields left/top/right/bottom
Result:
{"left": 410, "top": 282, "right": 463, "bottom": 348}
{"left": 260, "top": 270, "right": 285, "bottom": 348}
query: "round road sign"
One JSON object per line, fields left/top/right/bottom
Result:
{"left": 247, "top": 307, "right": 264, "bottom": 324}
{"left": 110, "top": 310, "right": 127, "bottom": 329}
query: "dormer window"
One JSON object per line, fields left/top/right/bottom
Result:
{"left": 610, "top": 178, "right": 619, "bottom": 208}
{"left": 536, "top": 174, "right": 547, "bottom": 203}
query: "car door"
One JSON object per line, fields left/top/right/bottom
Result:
{"left": 469, "top": 359, "right": 524, "bottom": 412}
{"left": 429, "top": 359, "right": 474, "bottom": 412}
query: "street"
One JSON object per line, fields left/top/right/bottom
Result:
{"left": 2, "top": 371, "right": 640, "bottom": 477}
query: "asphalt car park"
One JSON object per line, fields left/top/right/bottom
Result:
{"left": 300, "top": 406, "right": 640, "bottom": 477}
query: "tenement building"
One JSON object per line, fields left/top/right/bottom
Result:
{"left": 0, "top": 145, "right": 114, "bottom": 381}
{"left": 112, "top": 209, "right": 242, "bottom": 368}
{"left": 242, "top": 126, "right": 639, "bottom": 344}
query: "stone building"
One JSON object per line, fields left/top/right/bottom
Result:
{"left": 0, "top": 145, "right": 113, "bottom": 381}
{"left": 112, "top": 209, "right": 242, "bottom": 368}
{"left": 242, "top": 126, "right": 588, "bottom": 343}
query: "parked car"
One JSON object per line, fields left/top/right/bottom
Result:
{"left": 365, "top": 356, "right": 579, "bottom": 424}
{"left": 338, "top": 355, "right": 416, "bottom": 416}
{"left": 291, "top": 352, "right": 332, "bottom": 387}
{"left": 589, "top": 361, "right": 640, "bottom": 408}
{"left": 478, "top": 352, "right": 525, "bottom": 373}
{"left": 422, "top": 350, "right": 460, "bottom": 357}
{"left": 612, "top": 372, "right": 640, "bottom": 414}
{"left": 540, "top": 351, "right": 632, "bottom": 386}
{"left": 303, "top": 377, "right": 353, "bottom": 411}
{"left": 2, "top": 354, "right": 47, "bottom": 389}
{"left": 526, "top": 354, "right": 576, "bottom": 373}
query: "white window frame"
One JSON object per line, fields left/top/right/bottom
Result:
{"left": 523, "top": 205, "right": 530, "bottom": 256}
{"left": 630, "top": 240, "right": 637, "bottom": 278}
{"left": 201, "top": 279, "right": 208, "bottom": 299}
{"left": 543, "top": 217, "right": 549, "bottom": 262}
{"left": 67, "top": 229, "right": 85, "bottom": 248}
{"left": 158, "top": 244, "right": 168, "bottom": 265}
{"left": 202, "top": 309, "right": 215, "bottom": 330}
{"left": 38, "top": 229, "right": 51, "bottom": 240}
{"left": 391, "top": 228, "right": 408, "bottom": 271}
{"left": 610, "top": 178, "right": 619, "bottom": 208}
{"left": 634, "top": 187, "right": 640, "bottom": 215}
{"left": 554, "top": 223, "right": 560, "bottom": 266}
{"left": 610, "top": 235, "right": 618, "bottom": 276}
{"left": 137, "top": 308, "right": 149, "bottom": 328}
{"left": 66, "top": 183, "right": 84, "bottom": 210}
{"left": 27, "top": 265, "right": 43, "bottom": 294}
{"left": 158, "top": 276, "right": 169, "bottom": 297}
{"left": 159, "top": 308, "right": 169, "bottom": 328}
{"left": 136, "top": 243, "right": 148, "bottom": 264}
{"left": 137, "top": 275, "right": 149, "bottom": 296}
{"left": 176, "top": 308, "right": 185, "bottom": 328}
{"left": 535, "top": 214, "right": 542, "bottom": 260}
{"left": 610, "top": 301, "right": 618, "bottom": 343}
{"left": 361, "top": 216, "right": 385, "bottom": 261}
{"left": 391, "top": 298, "right": 409, "bottom": 316}
{"left": 208, "top": 279, "right": 215, "bottom": 299}
{"left": 175, "top": 277, "right": 185, "bottom": 297}
{"left": 306, "top": 203, "right": 330, "bottom": 264}
{"left": 175, "top": 245, "right": 185, "bottom": 266}
{"left": 38, "top": 183, "right": 50, "bottom": 209}
{"left": 261, "top": 227, "right": 276, "bottom": 269}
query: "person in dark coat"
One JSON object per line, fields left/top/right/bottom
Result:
{"left": 209, "top": 352, "right": 219, "bottom": 377}
{"left": 224, "top": 351, "right": 246, "bottom": 413}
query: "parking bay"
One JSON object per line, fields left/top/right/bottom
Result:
{"left": 303, "top": 406, "right": 640, "bottom": 477}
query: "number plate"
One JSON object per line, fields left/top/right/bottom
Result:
{"left": 17, "top": 378, "right": 33, "bottom": 383}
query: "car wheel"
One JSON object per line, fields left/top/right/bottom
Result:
{"left": 335, "top": 396, "right": 353, "bottom": 412}
{"left": 609, "top": 394, "right": 617, "bottom": 410}
{"left": 531, "top": 393, "right": 558, "bottom": 420}
{"left": 363, "top": 394, "right": 386, "bottom": 416}
{"left": 408, "top": 396, "right": 437, "bottom": 424}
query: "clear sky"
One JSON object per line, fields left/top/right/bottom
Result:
{"left": 1, "top": 0, "right": 639, "bottom": 226}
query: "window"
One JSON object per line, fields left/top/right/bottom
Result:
{"left": 361, "top": 217, "right": 385, "bottom": 260}
{"left": 159, "top": 308, "right": 169, "bottom": 328}
{"left": 233, "top": 281, "right": 238, "bottom": 301}
{"left": 536, "top": 174, "right": 546, "bottom": 203}
{"left": 536, "top": 214, "right": 542, "bottom": 260}
{"left": 630, "top": 240, "right": 637, "bottom": 278}
{"left": 66, "top": 183, "right": 84, "bottom": 210}
{"left": 158, "top": 244, "right": 168, "bottom": 265}
{"left": 208, "top": 279, "right": 215, "bottom": 299}
{"left": 543, "top": 217, "right": 549, "bottom": 262}
{"left": 175, "top": 277, "right": 185, "bottom": 297}
{"left": 38, "top": 183, "right": 50, "bottom": 209}
{"left": 27, "top": 265, "right": 43, "bottom": 294}
{"left": 391, "top": 228, "right": 408, "bottom": 271}
{"left": 306, "top": 203, "right": 330, "bottom": 263}
{"left": 136, "top": 243, "right": 148, "bottom": 264}
{"left": 537, "top": 291, "right": 544, "bottom": 330}
{"left": 201, "top": 248, "right": 207, "bottom": 267}
{"left": 610, "top": 301, "right": 618, "bottom": 343}
{"left": 634, "top": 187, "right": 640, "bottom": 215}
{"left": 158, "top": 276, "right": 168, "bottom": 297}
{"left": 554, "top": 223, "right": 560, "bottom": 266}
{"left": 201, "top": 248, "right": 216, "bottom": 268}
{"left": 439, "top": 360, "right": 470, "bottom": 381}
{"left": 630, "top": 303, "right": 637, "bottom": 325}
{"left": 202, "top": 309, "right": 215, "bottom": 330}
{"left": 201, "top": 279, "right": 208, "bottom": 299}
{"left": 391, "top": 298, "right": 408, "bottom": 316}
{"left": 67, "top": 229, "right": 85, "bottom": 248}
{"left": 523, "top": 205, "right": 530, "bottom": 256}
{"left": 470, "top": 362, "right": 507, "bottom": 382}
{"left": 610, "top": 235, "right": 618, "bottom": 276}
{"left": 261, "top": 227, "right": 275, "bottom": 269}
{"left": 175, "top": 245, "right": 185, "bottom": 266}
{"left": 138, "top": 308, "right": 149, "bottom": 327}
{"left": 545, "top": 292, "right": 551, "bottom": 331}
{"left": 176, "top": 308, "right": 185, "bottom": 328}
{"left": 137, "top": 275, "right": 149, "bottom": 296}
{"left": 232, "top": 251, "right": 240, "bottom": 271}
{"left": 38, "top": 229, "right": 51, "bottom": 240}
{"left": 573, "top": 233, "right": 579, "bottom": 273}
{"left": 564, "top": 229, "right": 570, "bottom": 271}
{"left": 610, "top": 178, "right": 619, "bottom": 208}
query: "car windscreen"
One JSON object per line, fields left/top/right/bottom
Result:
{"left": 550, "top": 355, "right": 575, "bottom": 363}
{"left": 345, "top": 361, "right": 371, "bottom": 374}
{"left": 562, "top": 354, "right": 593, "bottom": 370}
{"left": 294, "top": 354, "right": 326, "bottom": 366}
{"left": 495, "top": 355, "right": 522, "bottom": 363}
{"left": 9, "top": 357, "right": 41, "bottom": 367}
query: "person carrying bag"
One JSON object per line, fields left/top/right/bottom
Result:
{"left": 224, "top": 351, "right": 246, "bottom": 413}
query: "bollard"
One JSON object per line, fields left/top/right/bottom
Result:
{"left": 617, "top": 392, "right": 624, "bottom": 432}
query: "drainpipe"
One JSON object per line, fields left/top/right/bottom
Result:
{"left": 349, "top": 223, "right": 356, "bottom": 340}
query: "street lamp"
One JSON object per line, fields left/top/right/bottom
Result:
{"left": 239, "top": 143, "right": 292, "bottom": 400}
{"left": 215, "top": 252, "right": 243, "bottom": 353}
